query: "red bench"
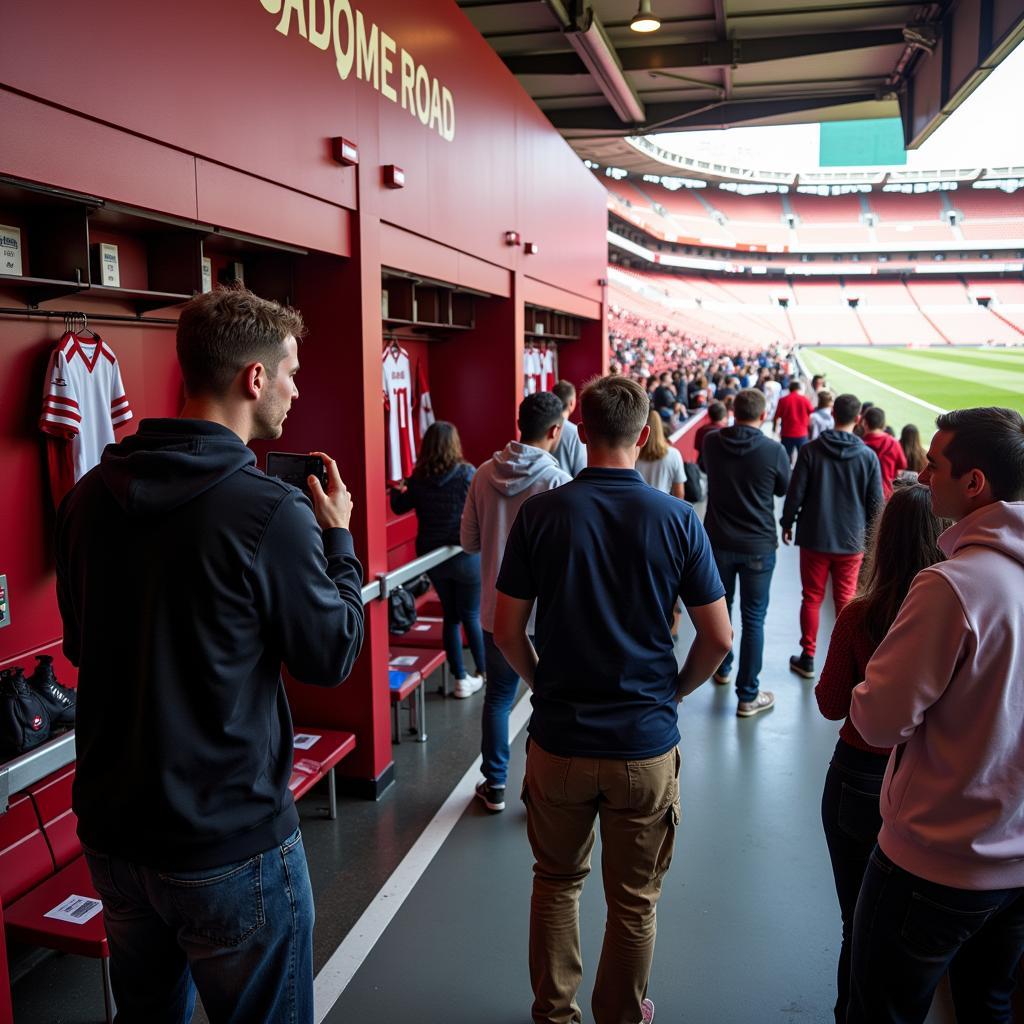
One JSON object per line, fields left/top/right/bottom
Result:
{"left": 390, "top": 617, "right": 453, "bottom": 695}
{"left": 389, "top": 647, "right": 447, "bottom": 743}
{"left": 288, "top": 728, "right": 357, "bottom": 820}
{"left": 0, "top": 730, "right": 356, "bottom": 1019}
{"left": 388, "top": 668, "right": 425, "bottom": 743}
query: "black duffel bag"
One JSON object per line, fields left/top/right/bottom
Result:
{"left": 388, "top": 586, "right": 417, "bottom": 635}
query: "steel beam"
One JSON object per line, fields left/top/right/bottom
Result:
{"left": 504, "top": 27, "right": 905, "bottom": 74}
{"left": 546, "top": 92, "right": 879, "bottom": 132}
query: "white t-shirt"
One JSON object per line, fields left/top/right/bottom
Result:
{"left": 636, "top": 446, "right": 686, "bottom": 495}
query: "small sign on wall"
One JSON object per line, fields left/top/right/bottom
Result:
{"left": 201, "top": 256, "right": 213, "bottom": 293}
{"left": 92, "top": 243, "right": 120, "bottom": 287}
{"left": 1, "top": 224, "right": 23, "bottom": 276}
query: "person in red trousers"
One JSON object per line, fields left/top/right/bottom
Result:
{"left": 781, "top": 393, "right": 884, "bottom": 679}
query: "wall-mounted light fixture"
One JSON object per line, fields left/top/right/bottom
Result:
{"left": 331, "top": 137, "right": 359, "bottom": 166}
{"left": 630, "top": 0, "right": 661, "bottom": 33}
{"left": 383, "top": 165, "right": 405, "bottom": 189}
{"left": 524, "top": 242, "right": 539, "bottom": 255}
{"left": 505, "top": 230, "right": 521, "bottom": 246}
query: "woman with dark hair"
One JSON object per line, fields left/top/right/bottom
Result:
{"left": 815, "top": 481, "right": 951, "bottom": 1022}
{"left": 899, "top": 423, "right": 927, "bottom": 473}
{"left": 390, "top": 421, "right": 486, "bottom": 698}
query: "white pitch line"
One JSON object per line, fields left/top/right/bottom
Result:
{"left": 313, "top": 689, "right": 534, "bottom": 1023}
{"left": 807, "top": 351, "right": 948, "bottom": 414}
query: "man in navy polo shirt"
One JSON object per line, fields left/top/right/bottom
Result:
{"left": 495, "top": 375, "right": 732, "bottom": 1024}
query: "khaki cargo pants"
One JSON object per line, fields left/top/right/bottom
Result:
{"left": 523, "top": 739, "right": 681, "bottom": 1024}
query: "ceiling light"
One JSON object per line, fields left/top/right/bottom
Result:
{"left": 630, "top": 0, "right": 661, "bottom": 33}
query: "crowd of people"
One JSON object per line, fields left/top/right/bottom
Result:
{"left": 54, "top": 284, "right": 1024, "bottom": 1024}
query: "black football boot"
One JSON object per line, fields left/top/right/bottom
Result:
{"left": 28, "top": 655, "right": 77, "bottom": 726}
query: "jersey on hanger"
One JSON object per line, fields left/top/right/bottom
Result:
{"left": 383, "top": 344, "right": 416, "bottom": 481}
{"left": 524, "top": 345, "right": 541, "bottom": 395}
{"left": 416, "top": 359, "right": 435, "bottom": 439}
{"left": 539, "top": 347, "right": 555, "bottom": 392}
{"left": 40, "top": 332, "right": 133, "bottom": 489}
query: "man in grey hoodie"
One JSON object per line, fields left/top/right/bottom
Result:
{"left": 848, "top": 406, "right": 1024, "bottom": 1023}
{"left": 552, "top": 379, "right": 587, "bottom": 478}
{"left": 461, "top": 391, "right": 572, "bottom": 812}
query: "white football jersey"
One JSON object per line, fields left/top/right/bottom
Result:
{"left": 383, "top": 345, "right": 416, "bottom": 481}
{"left": 40, "top": 333, "right": 132, "bottom": 484}
{"left": 524, "top": 346, "right": 541, "bottom": 395}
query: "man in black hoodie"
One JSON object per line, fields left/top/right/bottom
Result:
{"left": 781, "top": 392, "right": 883, "bottom": 680}
{"left": 56, "top": 287, "right": 364, "bottom": 1024}
{"left": 702, "top": 389, "right": 791, "bottom": 716}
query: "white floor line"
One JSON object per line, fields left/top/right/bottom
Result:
{"left": 313, "top": 689, "right": 535, "bottom": 1023}
{"left": 806, "top": 351, "right": 948, "bottom": 414}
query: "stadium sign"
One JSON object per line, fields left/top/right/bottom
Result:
{"left": 259, "top": 0, "right": 456, "bottom": 142}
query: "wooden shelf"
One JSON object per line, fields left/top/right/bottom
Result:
{"left": 525, "top": 331, "right": 579, "bottom": 341}
{"left": 0, "top": 274, "right": 86, "bottom": 305}
{"left": 87, "top": 286, "right": 192, "bottom": 314}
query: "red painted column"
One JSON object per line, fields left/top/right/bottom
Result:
{"left": 278, "top": 217, "right": 394, "bottom": 796}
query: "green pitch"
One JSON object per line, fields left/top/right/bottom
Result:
{"left": 798, "top": 346, "right": 1024, "bottom": 439}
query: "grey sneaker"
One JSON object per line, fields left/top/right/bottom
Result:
{"left": 712, "top": 670, "right": 731, "bottom": 685}
{"left": 641, "top": 998, "right": 655, "bottom": 1023}
{"left": 737, "top": 691, "right": 775, "bottom": 718}
{"left": 475, "top": 779, "right": 506, "bottom": 813}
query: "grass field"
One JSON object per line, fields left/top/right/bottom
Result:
{"left": 798, "top": 346, "right": 1024, "bottom": 438}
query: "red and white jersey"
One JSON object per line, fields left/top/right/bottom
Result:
{"left": 383, "top": 345, "right": 416, "bottom": 481}
{"left": 416, "top": 359, "right": 435, "bottom": 439}
{"left": 40, "top": 333, "right": 132, "bottom": 485}
{"left": 539, "top": 347, "right": 555, "bottom": 392}
{"left": 524, "top": 345, "right": 541, "bottom": 395}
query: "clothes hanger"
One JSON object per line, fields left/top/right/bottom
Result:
{"left": 76, "top": 312, "right": 100, "bottom": 340}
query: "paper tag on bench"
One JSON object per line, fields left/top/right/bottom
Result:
{"left": 293, "top": 733, "right": 320, "bottom": 750}
{"left": 45, "top": 894, "right": 103, "bottom": 925}
{"left": 412, "top": 624, "right": 431, "bottom": 631}
{"left": 389, "top": 656, "right": 418, "bottom": 667}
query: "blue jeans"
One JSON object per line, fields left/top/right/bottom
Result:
{"left": 820, "top": 739, "right": 887, "bottom": 1023}
{"left": 481, "top": 630, "right": 526, "bottom": 788}
{"left": 849, "top": 847, "right": 1024, "bottom": 1023}
{"left": 428, "top": 552, "right": 486, "bottom": 680}
{"left": 84, "top": 828, "right": 314, "bottom": 1024}
{"left": 713, "top": 548, "right": 776, "bottom": 703}
{"left": 781, "top": 435, "right": 808, "bottom": 461}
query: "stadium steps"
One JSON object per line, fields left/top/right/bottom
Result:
{"left": 989, "top": 306, "right": 1024, "bottom": 339}
{"left": 852, "top": 305, "right": 875, "bottom": 345}
{"left": 906, "top": 281, "right": 954, "bottom": 345}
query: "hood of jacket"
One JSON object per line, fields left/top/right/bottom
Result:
{"left": 488, "top": 441, "right": 561, "bottom": 496}
{"left": 714, "top": 424, "right": 765, "bottom": 457}
{"left": 816, "top": 428, "right": 868, "bottom": 461}
{"left": 99, "top": 418, "right": 256, "bottom": 516}
{"left": 939, "top": 501, "right": 1024, "bottom": 564}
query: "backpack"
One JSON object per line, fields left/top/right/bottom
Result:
{"left": 0, "top": 667, "right": 52, "bottom": 763}
{"left": 388, "top": 586, "right": 418, "bottom": 635}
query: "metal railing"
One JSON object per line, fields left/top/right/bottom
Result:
{"left": 1, "top": 546, "right": 462, "bottom": 811}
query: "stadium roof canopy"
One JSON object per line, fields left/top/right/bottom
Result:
{"left": 458, "top": 0, "right": 1024, "bottom": 167}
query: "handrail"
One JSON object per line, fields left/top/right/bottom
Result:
{"left": 375, "top": 545, "right": 462, "bottom": 599}
{"left": 669, "top": 408, "right": 708, "bottom": 445}
{"left": 0, "top": 731, "right": 76, "bottom": 814}
{"left": 1, "top": 547, "right": 463, "bottom": 811}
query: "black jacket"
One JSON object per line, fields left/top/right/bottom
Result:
{"left": 57, "top": 420, "right": 364, "bottom": 870}
{"left": 390, "top": 463, "right": 474, "bottom": 555}
{"left": 781, "top": 429, "right": 884, "bottom": 554}
{"left": 702, "top": 425, "right": 791, "bottom": 554}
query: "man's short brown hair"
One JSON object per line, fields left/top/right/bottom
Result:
{"left": 176, "top": 286, "right": 306, "bottom": 397}
{"left": 580, "top": 375, "right": 650, "bottom": 448}
{"left": 733, "top": 389, "right": 766, "bottom": 422}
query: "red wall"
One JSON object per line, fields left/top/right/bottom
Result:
{"left": 0, "top": 0, "right": 607, "bottom": 789}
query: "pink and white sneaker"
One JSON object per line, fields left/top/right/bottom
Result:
{"left": 641, "top": 997, "right": 655, "bottom": 1023}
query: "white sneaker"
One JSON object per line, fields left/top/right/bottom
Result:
{"left": 453, "top": 673, "right": 483, "bottom": 699}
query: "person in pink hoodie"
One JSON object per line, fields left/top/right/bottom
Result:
{"left": 848, "top": 406, "right": 1024, "bottom": 1024}
{"left": 860, "top": 406, "right": 907, "bottom": 499}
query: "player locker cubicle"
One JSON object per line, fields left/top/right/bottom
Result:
{"left": 0, "top": 0, "right": 607, "bottom": 819}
